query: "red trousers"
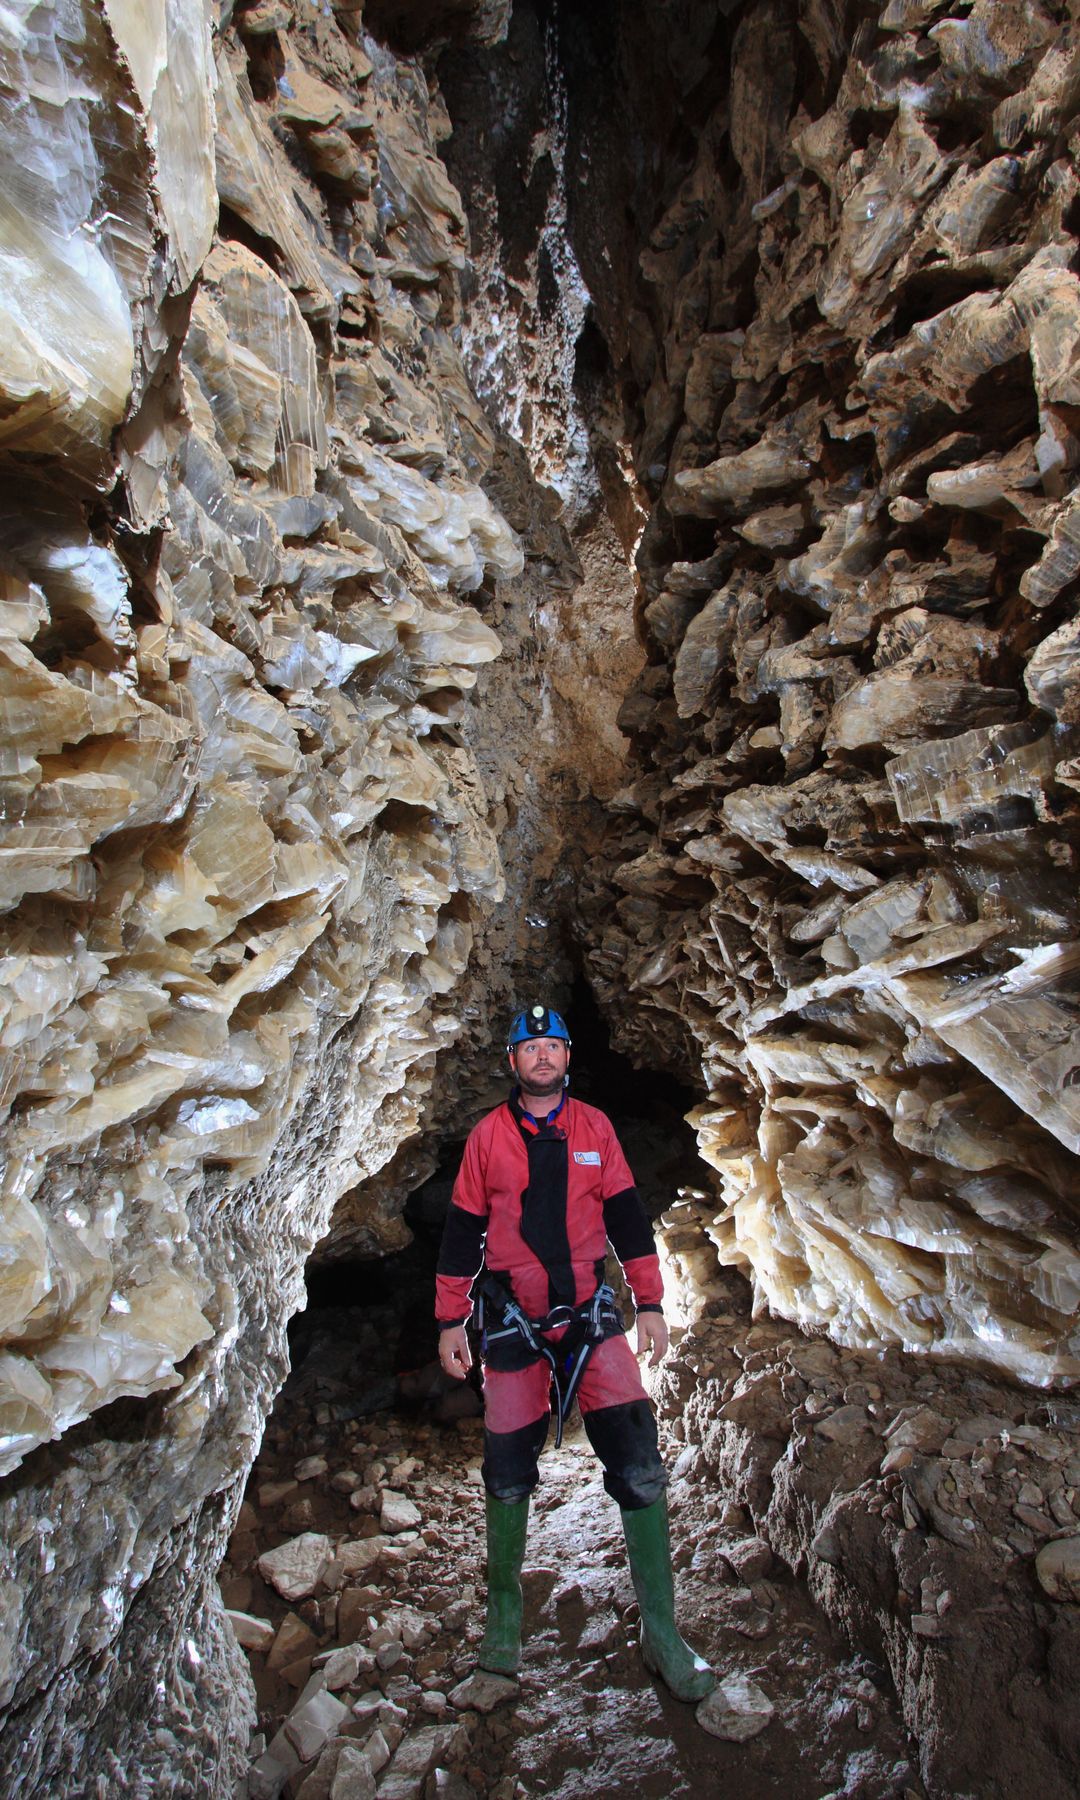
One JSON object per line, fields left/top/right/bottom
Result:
{"left": 480, "top": 1330, "right": 667, "bottom": 1510}
{"left": 483, "top": 1331, "right": 644, "bottom": 1430}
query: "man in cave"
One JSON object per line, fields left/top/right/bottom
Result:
{"left": 435, "top": 1002, "right": 714, "bottom": 1702}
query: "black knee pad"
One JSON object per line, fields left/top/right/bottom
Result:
{"left": 482, "top": 1413, "right": 550, "bottom": 1501}
{"left": 582, "top": 1399, "right": 668, "bottom": 1510}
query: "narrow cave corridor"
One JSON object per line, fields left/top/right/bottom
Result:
{"left": 3, "top": 0, "right": 1080, "bottom": 1796}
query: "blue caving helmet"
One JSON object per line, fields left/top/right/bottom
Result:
{"left": 506, "top": 1003, "right": 572, "bottom": 1051}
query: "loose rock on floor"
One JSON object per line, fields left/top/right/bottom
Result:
{"left": 223, "top": 1288, "right": 926, "bottom": 1800}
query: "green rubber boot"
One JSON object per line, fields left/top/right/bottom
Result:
{"left": 621, "top": 1496, "right": 716, "bottom": 1702}
{"left": 478, "top": 1493, "right": 529, "bottom": 1676}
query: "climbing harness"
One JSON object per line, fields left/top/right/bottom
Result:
{"left": 476, "top": 1271, "right": 623, "bottom": 1449}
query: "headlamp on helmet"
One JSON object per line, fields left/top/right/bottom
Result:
{"left": 506, "top": 1003, "right": 571, "bottom": 1052}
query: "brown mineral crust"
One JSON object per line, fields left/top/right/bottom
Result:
{"left": 547, "top": 0, "right": 1080, "bottom": 1392}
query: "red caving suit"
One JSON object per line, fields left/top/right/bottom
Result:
{"left": 435, "top": 1087, "right": 669, "bottom": 1507}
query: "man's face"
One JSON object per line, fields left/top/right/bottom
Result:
{"left": 510, "top": 1035, "right": 570, "bottom": 1096}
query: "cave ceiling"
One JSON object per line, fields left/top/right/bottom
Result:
{"left": 2, "top": 0, "right": 1080, "bottom": 1788}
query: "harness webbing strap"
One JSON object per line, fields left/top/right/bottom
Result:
{"left": 477, "top": 1275, "right": 622, "bottom": 1450}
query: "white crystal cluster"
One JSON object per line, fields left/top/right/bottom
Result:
{"left": 583, "top": 0, "right": 1080, "bottom": 1387}
{"left": 0, "top": 4, "right": 522, "bottom": 1475}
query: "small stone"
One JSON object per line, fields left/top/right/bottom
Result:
{"left": 884, "top": 1408, "right": 950, "bottom": 1453}
{"left": 296, "top": 1455, "right": 330, "bottom": 1482}
{"left": 1035, "top": 1536, "right": 1080, "bottom": 1603}
{"left": 281, "top": 1654, "right": 319, "bottom": 1692}
{"left": 332, "top": 1470, "right": 362, "bottom": 1495}
{"left": 227, "top": 1610, "right": 275, "bottom": 1652}
{"left": 1014, "top": 1504, "right": 1058, "bottom": 1538}
{"left": 421, "top": 1691, "right": 448, "bottom": 1715}
{"left": 814, "top": 1405, "right": 873, "bottom": 1444}
{"left": 249, "top": 1748, "right": 295, "bottom": 1800}
{"left": 444, "top": 1589, "right": 475, "bottom": 1624}
{"left": 304, "top": 1738, "right": 376, "bottom": 1800}
{"left": 258, "top": 1534, "right": 332, "bottom": 1602}
{"left": 724, "top": 1536, "right": 772, "bottom": 1582}
{"left": 267, "top": 1613, "right": 319, "bottom": 1673}
{"left": 283, "top": 1500, "right": 320, "bottom": 1534}
{"left": 335, "top": 1537, "right": 390, "bottom": 1577}
{"left": 329, "top": 1742, "right": 376, "bottom": 1800}
{"left": 239, "top": 0, "right": 292, "bottom": 32}
{"left": 259, "top": 1479, "right": 300, "bottom": 1509}
{"left": 379, "top": 1713, "right": 405, "bottom": 1756}
{"left": 360, "top": 1727, "right": 390, "bottom": 1774}
{"left": 321, "top": 1647, "right": 362, "bottom": 1690}
{"left": 284, "top": 1679, "right": 349, "bottom": 1763}
{"left": 732, "top": 1608, "right": 772, "bottom": 1640}
{"left": 811, "top": 1517, "right": 843, "bottom": 1567}
{"left": 377, "top": 1724, "right": 460, "bottom": 1800}
{"left": 672, "top": 1445, "right": 701, "bottom": 1480}
{"left": 941, "top": 1439, "right": 976, "bottom": 1460}
{"left": 337, "top": 1591, "right": 376, "bottom": 1643}
{"left": 696, "top": 1673, "right": 774, "bottom": 1741}
{"left": 1008, "top": 1528, "right": 1037, "bottom": 1555}
{"left": 382, "top": 1494, "right": 422, "bottom": 1534}
{"left": 447, "top": 1670, "right": 519, "bottom": 1712}
{"left": 377, "top": 1640, "right": 406, "bottom": 1671}
{"left": 383, "top": 1606, "right": 430, "bottom": 1652}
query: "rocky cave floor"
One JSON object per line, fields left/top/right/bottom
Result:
{"left": 218, "top": 1121, "right": 1080, "bottom": 1800}
{"left": 224, "top": 1260, "right": 930, "bottom": 1800}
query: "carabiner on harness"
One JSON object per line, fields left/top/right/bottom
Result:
{"left": 555, "top": 1283, "right": 620, "bottom": 1435}
{"left": 476, "top": 1272, "right": 623, "bottom": 1449}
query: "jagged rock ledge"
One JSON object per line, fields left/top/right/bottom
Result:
{"left": 656, "top": 1237, "right": 1080, "bottom": 1800}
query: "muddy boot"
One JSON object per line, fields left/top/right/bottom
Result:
{"left": 478, "top": 1493, "right": 529, "bottom": 1675}
{"left": 621, "top": 1496, "right": 715, "bottom": 1702}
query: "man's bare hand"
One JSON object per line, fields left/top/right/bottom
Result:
{"left": 439, "top": 1324, "right": 472, "bottom": 1380}
{"left": 635, "top": 1312, "right": 669, "bottom": 1368}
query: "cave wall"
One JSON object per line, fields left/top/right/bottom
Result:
{"left": 6, "top": 0, "right": 1080, "bottom": 1788}
{"left": 513, "top": 0, "right": 1080, "bottom": 1389}
{"left": 0, "top": 0, "right": 589, "bottom": 1789}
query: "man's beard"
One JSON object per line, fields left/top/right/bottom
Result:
{"left": 521, "top": 1070, "right": 563, "bottom": 1097}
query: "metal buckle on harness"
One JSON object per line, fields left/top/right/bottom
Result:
{"left": 477, "top": 1274, "right": 622, "bottom": 1450}
{"left": 546, "top": 1282, "right": 620, "bottom": 1447}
